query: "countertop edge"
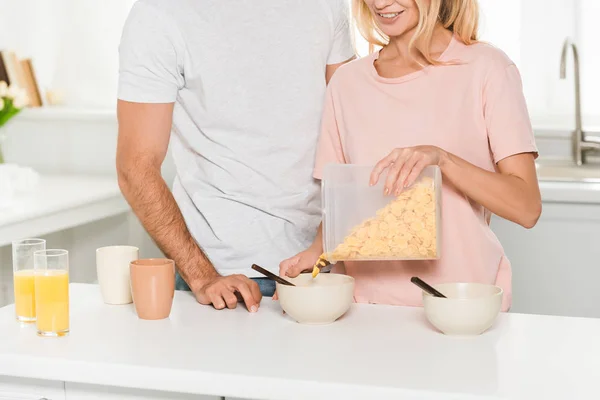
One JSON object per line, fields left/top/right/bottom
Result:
{"left": 0, "top": 354, "right": 495, "bottom": 400}
{"left": 539, "top": 181, "right": 600, "bottom": 204}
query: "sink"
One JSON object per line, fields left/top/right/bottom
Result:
{"left": 536, "top": 161, "right": 600, "bottom": 183}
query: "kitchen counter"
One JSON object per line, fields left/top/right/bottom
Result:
{"left": 539, "top": 180, "right": 600, "bottom": 203}
{"left": 1, "top": 283, "right": 599, "bottom": 400}
{"left": 0, "top": 174, "right": 128, "bottom": 246}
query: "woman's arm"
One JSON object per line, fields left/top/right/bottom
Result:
{"left": 441, "top": 150, "right": 541, "bottom": 228}
{"left": 370, "top": 145, "right": 542, "bottom": 229}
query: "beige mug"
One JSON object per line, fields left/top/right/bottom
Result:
{"left": 130, "top": 258, "right": 175, "bottom": 320}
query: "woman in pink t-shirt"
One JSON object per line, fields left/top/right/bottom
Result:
{"left": 280, "top": 0, "right": 541, "bottom": 311}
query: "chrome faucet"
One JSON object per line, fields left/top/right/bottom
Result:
{"left": 560, "top": 38, "right": 600, "bottom": 165}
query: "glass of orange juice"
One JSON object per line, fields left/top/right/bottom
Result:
{"left": 12, "top": 238, "right": 46, "bottom": 322}
{"left": 33, "top": 249, "right": 69, "bottom": 337}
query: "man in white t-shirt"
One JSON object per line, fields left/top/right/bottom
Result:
{"left": 116, "top": 0, "right": 355, "bottom": 312}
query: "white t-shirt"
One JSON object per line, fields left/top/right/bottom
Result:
{"left": 118, "top": 0, "right": 355, "bottom": 276}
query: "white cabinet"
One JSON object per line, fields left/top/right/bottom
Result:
{"left": 0, "top": 376, "right": 65, "bottom": 400}
{"left": 65, "top": 382, "right": 219, "bottom": 400}
{"left": 491, "top": 202, "right": 600, "bottom": 318}
{"left": 0, "top": 378, "right": 221, "bottom": 400}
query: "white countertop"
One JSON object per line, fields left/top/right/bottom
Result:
{"left": 1, "top": 283, "right": 599, "bottom": 400}
{"left": 0, "top": 175, "right": 129, "bottom": 247}
{"left": 539, "top": 180, "right": 600, "bottom": 203}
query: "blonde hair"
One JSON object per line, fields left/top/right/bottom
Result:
{"left": 353, "top": 0, "right": 479, "bottom": 65}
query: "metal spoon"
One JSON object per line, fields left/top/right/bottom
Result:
{"left": 251, "top": 264, "right": 295, "bottom": 286}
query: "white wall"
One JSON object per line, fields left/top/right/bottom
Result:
{"left": 0, "top": 0, "right": 135, "bottom": 108}
{"left": 578, "top": 0, "right": 600, "bottom": 121}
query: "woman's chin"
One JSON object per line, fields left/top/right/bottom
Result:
{"left": 375, "top": 23, "right": 415, "bottom": 40}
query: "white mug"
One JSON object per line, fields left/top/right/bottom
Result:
{"left": 96, "top": 245, "right": 139, "bottom": 305}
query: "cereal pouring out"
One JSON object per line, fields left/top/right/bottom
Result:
{"left": 311, "top": 254, "right": 329, "bottom": 278}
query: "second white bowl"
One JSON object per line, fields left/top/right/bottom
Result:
{"left": 422, "top": 283, "right": 503, "bottom": 335}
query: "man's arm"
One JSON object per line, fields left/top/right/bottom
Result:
{"left": 324, "top": 0, "right": 356, "bottom": 84}
{"left": 116, "top": 100, "right": 262, "bottom": 311}
{"left": 116, "top": 101, "right": 212, "bottom": 287}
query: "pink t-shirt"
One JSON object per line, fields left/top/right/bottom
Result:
{"left": 314, "top": 36, "right": 538, "bottom": 311}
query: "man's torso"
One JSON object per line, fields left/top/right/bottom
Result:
{"left": 140, "top": 0, "right": 348, "bottom": 275}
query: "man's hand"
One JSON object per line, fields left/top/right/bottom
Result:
{"left": 194, "top": 274, "right": 262, "bottom": 312}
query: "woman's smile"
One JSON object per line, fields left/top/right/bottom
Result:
{"left": 376, "top": 10, "right": 405, "bottom": 24}
{"left": 365, "top": 0, "right": 417, "bottom": 36}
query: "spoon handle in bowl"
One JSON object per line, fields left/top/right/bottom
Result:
{"left": 411, "top": 277, "right": 447, "bottom": 298}
{"left": 252, "top": 264, "right": 295, "bottom": 286}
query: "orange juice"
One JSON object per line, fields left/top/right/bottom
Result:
{"left": 35, "top": 270, "right": 69, "bottom": 336}
{"left": 14, "top": 269, "right": 36, "bottom": 322}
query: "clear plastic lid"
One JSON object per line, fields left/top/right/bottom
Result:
{"left": 322, "top": 164, "right": 442, "bottom": 262}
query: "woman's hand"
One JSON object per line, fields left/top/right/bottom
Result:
{"left": 274, "top": 246, "right": 323, "bottom": 301}
{"left": 279, "top": 246, "right": 323, "bottom": 279}
{"left": 370, "top": 146, "right": 448, "bottom": 195}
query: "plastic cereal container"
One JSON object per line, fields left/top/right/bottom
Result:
{"left": 322, "top": 164, "right": 442, "bottom": 262}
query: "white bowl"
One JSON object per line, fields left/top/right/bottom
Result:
{"left": 276, "top": 273, "right": 355, "bottom": 325}
{"left": 422, "top": 283, "right": 503, "bottom": 335}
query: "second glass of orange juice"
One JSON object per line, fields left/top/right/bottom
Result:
{"left": 12, "top": 238, "right": 46, "bottom": 322}
{"left": 34, "top": 249, "right": 69, "bottom": 337}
